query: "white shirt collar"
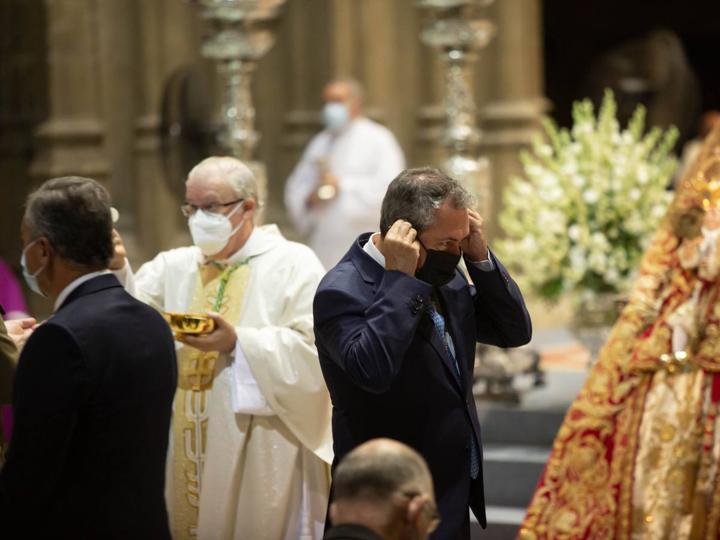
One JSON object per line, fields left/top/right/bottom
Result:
{"left": 362, "top": 233, "right": 386, "bottom": 268}
{"left": 54, "top": 270, "right": 111, "bottom": 311}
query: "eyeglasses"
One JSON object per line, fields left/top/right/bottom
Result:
{"left": 181, "top": 199, "right": 244, "bottom": 217}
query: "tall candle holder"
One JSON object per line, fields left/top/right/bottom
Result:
{"left": 189, "top": 0, "right": 288, "bottom": 216}
{"left": 418, "top": 0, "right": 495, "bottom": 219}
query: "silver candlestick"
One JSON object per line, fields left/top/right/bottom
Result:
{"left": 418, "top": 0, "right": 495, "bottom": 220}
{"left": 189, "top": 0, "right": 287, "bottom": 216}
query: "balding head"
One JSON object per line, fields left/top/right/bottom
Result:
{"left": 187, "top": 156, "right": 259, "bottom": 205}
{"left": 184, "top": 156, "right": 259, "bottom": 260}
{"left": 330, "top": 439, "right": 438, "bottom": 540}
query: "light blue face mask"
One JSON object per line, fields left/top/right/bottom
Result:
{"left": 322, "top": 102, "right": 350, "bottom": 131}
{"left": 20, "top": 239, "right": 47, "bottom": 297}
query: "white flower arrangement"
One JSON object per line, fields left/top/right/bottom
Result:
{"left": 497, "top": 90, "right": 678, "bottom": 302}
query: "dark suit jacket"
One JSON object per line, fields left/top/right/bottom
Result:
{"left": 0, "top": 274, "right": 177, "bottom": 539}
{"left": 314, "top": 234, "right": 531, "bottom": 540}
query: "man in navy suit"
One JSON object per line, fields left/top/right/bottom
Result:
{"left": 314, "top": 167, "right": 532, "bottom": 539}
{"left": 0, "top": 177, "right": 177, "bottom": 539}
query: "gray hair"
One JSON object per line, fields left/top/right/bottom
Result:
{"left": 332, "top": 439, "right": 431, "bottom": 503}
{"left": 379, "top": 167, "right": 474, "bottom": 236}
{"left": 25, "top": 176, "right": 114, "bottom": 268}
{"left": 187, "top": 156, "right": 259, "bottom": 203}
{"left": 328, "top": 77, "right": 365, "bottom": 105}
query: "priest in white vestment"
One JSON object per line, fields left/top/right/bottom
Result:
{"left": 119, "top": 157, "right": 333, "bottom": 540}
{"left": 284, "top": 78, "right": 405, "bottom": 270}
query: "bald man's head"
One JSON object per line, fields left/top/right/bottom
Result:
{"left": 333, "top": 439, "right": 433, "bottom": 502}
{"left": 330, "top": 439, "right": 438, "bottom": 540}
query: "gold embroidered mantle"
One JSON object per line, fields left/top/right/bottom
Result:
{"left": 520, "top": 126, "right": 720, "bottom": 540}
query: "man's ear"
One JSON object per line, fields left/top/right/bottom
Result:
{"left": 35, "top": 237, "right": 51, "bottom": 257}
{"left": 242, "top": 198, "right": 258, "bottom": 221}
{"left": 243, "top": 198, "right": 256, "bottom": 212}
{"left": 405, "top": 494, "right": 428, "bottom": 525}
{"left": 32, "top": 237, "right": 54, "bottom": 263}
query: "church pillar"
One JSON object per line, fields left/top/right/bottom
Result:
{"left": 29, "top": 0, "right": 109, "bottom": 186}
{"left": 132, "top": 0, "right": 201, "bottom": 261}
{"left": 0, "top": 0, "right": 47, "bottom": 259}
{"left": 478, "top": 0, "right": 549, "bottom": 236}
{"left": 94, "top": 0, "right": 142, "bottom": 255}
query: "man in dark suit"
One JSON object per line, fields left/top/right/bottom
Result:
{"left": 0, "top": 177, "right": 177, "bottom": 539}
{"left": 314, "top": 167, "right": 532, "bottom": 539}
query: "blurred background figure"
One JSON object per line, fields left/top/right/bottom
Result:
{"left": 284, "top": 78, "right": 405, "bottom": 270}
{"left": 0, "top": 259, "right": 28, "bottom": 320}
{"left": 326, "top": 438, "right": 439, "bottom": 540}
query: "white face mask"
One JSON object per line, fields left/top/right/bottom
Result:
{"left": 322, "top": 102, "right": 350, "bottom": 131}
{"left": 188, "top": 203, "right": 244, "bottom": 256}
{"left": 20, "top": 239, "right": 47, "bottom": 297}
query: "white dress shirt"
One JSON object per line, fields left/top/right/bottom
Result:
{"left": 54, "top": 270, "right": 111, "bottom": 312}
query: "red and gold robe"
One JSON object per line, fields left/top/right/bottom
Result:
{"left": 520, "top": 127, "right": 720, "bottom": 540}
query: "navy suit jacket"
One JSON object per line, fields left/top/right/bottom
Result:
{"left": 314, "top": 234, "right": 531, "bottom": 540}
{"left": 0, "top": 274, "right": 177, "bottom": 539}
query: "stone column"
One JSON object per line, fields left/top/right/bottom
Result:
{"left": 415, "top": 45, "right": 447, "bottom": 168}
{"left": 0, "top": 0, "right": 48, "bottom": 259}
{"left": 95, "top": 0, "right": 141, "bottom": 248}
{"left": 478, "top": 0, "right": 549, "bottom": 236}
{"left": 278, "top": 0, "right": 328, "bottom": 156}
{"left": 29, "top": 0, "right": 109, "bottom": 186}
{"left": 132, "top": 0, "right": 202, "bottom": 261}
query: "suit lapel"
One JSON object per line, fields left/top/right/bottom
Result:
{"left": 349, "top": 236, "right": 467, "bottom": 394}
{"left": 349, "top": 233, "right": 384, "bottom": 286}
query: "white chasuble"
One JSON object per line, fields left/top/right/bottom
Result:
{"left": 130, "top": 225, "right": 332, "bottom": 540}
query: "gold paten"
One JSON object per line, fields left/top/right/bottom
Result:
{"left": 164, "top": 312, "right": 215, "bottom": 335}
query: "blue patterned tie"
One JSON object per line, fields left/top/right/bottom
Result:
{"left": 428, "top": 306, "right": 481, "bottom": 480}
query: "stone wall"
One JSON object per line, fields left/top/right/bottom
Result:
{"left": 0, "top": 0, "right": 545, "bottom": 315}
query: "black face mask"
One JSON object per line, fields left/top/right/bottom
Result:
{"left": 415, "top": 244, "right": 461, "bottom": 287}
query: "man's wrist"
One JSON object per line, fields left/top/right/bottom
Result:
{"left": 465, "top": 248, "right": 490, "bottom": 263}
{"left": 465, "top": 249, "right": 494, "bottom": 272}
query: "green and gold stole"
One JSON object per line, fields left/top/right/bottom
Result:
{"left": 170, "top": 260, "right": 251, "bottom": 539}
